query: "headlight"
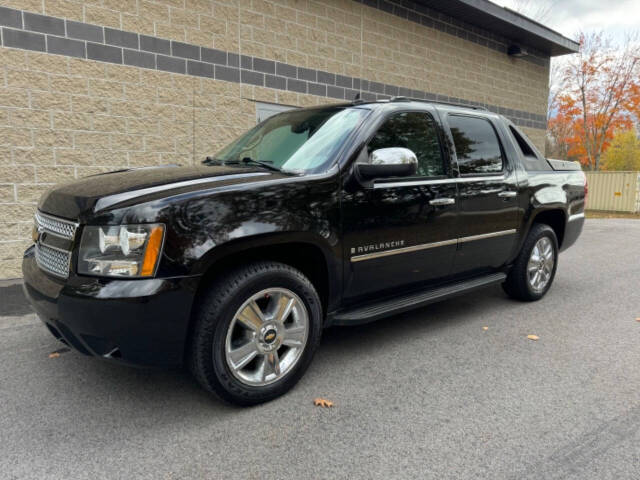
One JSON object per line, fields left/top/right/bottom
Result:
{"left": 78, "top": 224, "right": 165, "bottom": 278}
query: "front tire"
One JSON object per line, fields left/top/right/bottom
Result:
{"left": 503, "top": 223, "right": 558, "bottom": 301}
{"left": 189, "top": 262, "right": 323, "bottom": 406}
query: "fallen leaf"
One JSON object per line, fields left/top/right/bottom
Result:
{"left": 527, "top": 334, "right": 539, "bottom": 341}
{"left": 482, "top": 326, "right": 489, "bottom": 331}
{"left": 314, "top": 397, "right": 334, "bottom": 408}
{"left": 48, "top": 347, "right": 71, "bottom": 358}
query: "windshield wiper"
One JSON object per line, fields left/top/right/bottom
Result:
{"left": 237, "top": 157, "right": 281, "bottom": 173}
{"left": 203, "top": 156, "right": 282, "bottom": 173}
{"left": 203, "top": 156, "right": 223, "bottom": 165}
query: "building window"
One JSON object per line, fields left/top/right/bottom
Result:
{"left": 255, "top": 102, "right": 297, "bottom": 123}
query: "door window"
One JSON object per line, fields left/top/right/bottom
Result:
{"left": 448, "top": 115, "right": 503, "bottom": 175}
{"left": 368, "top": 112, "right": 445, "bottom": 177}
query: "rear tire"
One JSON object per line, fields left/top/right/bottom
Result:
{"left": 189, "top": 261, "right": 322, "bottom": 406}
{"left": 503, "top": 223, "right": 558, "bottom": 301}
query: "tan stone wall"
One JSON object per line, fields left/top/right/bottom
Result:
{"left": 0, "top": 0, "right": 549, "bottom": 115}
{"left": 0, "top": 0, "right": 550, "bottom": 278}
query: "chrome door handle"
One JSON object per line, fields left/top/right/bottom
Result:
{"left": 498, "top": 191, "right": 517, "bottom": 198}
{"left": 480, "top": 188, "right": 503, "bottom": 194}
{"left": 429, "top": 198, "right": 456, "bottom": 206}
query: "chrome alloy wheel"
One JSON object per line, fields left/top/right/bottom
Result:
{"left": 224, "top": 288, "right": 309, "bottom": 387}
{"left": 527, "top": 237, "right": 555, "bottom": 292}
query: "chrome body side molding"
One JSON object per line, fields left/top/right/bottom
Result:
{"left": 350, "top": 229, "right": 517, "bottom": 262}
{"left": 373, "top": 175, "right": 506, "bottom": 189}
{"left": 457, "top": 229, "right": 517, "bottom": 244}
{"left": 350, "top": 238, "right": 458, "bottom": 263}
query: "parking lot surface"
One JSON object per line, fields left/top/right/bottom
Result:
{"left": 1, "top": 219, "right": 639, "bottom": 479}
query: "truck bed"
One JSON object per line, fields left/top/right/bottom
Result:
{"left": 547, "top": 158, "right": 582, "bottom": 171}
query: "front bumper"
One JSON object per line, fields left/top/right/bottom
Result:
{"left": 22, "top": 246, "right": 200, "bottom": 367}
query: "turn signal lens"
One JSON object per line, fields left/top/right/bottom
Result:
{"left": 141, "top": 226, "right": 164, "bottom": 277}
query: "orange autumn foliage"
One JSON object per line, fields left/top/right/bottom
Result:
{"left": 628, "top": 83, "right": 640, "bottom": 121}
{"left": 548, "top": 33, "right": 640, "bottom": 170}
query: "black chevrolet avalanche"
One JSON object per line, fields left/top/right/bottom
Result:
{"left": 23, "top": 98, "right": 586, "bottom": 405}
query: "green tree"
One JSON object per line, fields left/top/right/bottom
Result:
{"left": 602, "top": 129, "right": 640, "bottom": 171}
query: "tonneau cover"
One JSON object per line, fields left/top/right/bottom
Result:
{"left": 547, "top": 159, "right": 582, "bottom": 171}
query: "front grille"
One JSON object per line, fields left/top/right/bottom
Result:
{"left": 35, "top": 211, "right": 77, "bottom": 239}
{"left": 35, "top": 243, "right": 72, "bottom": 278}
{"left": 34, "top": 211, "right": 78, "bottom": 278}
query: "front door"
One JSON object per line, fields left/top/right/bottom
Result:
{"left": 444, "top": 114, "right": 519, "bottom": 275}
{"left": 341, "top": 109, "right": 458, "bottom": 302}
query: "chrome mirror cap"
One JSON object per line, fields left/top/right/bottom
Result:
{"left": 370, "top": 147, "right": 418, "bottom": 166}
{"left": 355, "top": 147, "right": 418, "bottom": 183}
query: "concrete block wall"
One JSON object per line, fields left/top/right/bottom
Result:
{"left": 0, "top": 0, "right": 550, "bottom": 278}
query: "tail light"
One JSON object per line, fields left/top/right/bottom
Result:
{"left": 583, "top": 173, "right": 588, "bottom": 207}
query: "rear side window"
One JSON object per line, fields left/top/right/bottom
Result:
{"left": 509, "top": 125, "right": 535, "bottom": 156}
{"left": 448, "top": 115, "right": 503, "bottom": 175}
{"left": 508, "top": 124, "right": 551, "bottom": 171}
{"left": 368, "top": 112, "right": 445, "bottom": 177}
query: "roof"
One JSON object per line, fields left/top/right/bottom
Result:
{"left": 418, "top": 0, "right": 579, "bottom": 56}
{"left": 352, "top": 97, "right": 488, "bottom": 111}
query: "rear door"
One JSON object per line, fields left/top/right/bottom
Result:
{"left": 444, "top": 113, "right": 520, "bottom": 275}
{"left": 341, "top": 108, "right": 458, "bottom": 302}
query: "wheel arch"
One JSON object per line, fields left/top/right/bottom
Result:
{"left": 196, "top": 237, "right": 333, "bottom": 310}
{"left": 184, "top": 235, "right": 338, "bottom": 362}
{"left": 529, "top": 208, "right": 567, "bottom": 248}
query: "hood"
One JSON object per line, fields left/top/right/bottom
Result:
{"left": 38, "top": 165, "right": 278, "bottom": 219}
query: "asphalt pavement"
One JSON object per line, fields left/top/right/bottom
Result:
{"left": 1, "top": 219, "right": 639, "bottom": 479}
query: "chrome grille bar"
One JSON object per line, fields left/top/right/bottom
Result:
{"left": 35, "top": 211, "right": 78, "bottom": 240}
{"left": 33, "top": 211, "right": 78, "bottom": 278}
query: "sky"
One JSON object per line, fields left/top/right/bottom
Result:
{"left": 490, "top": 0, "right": 640, "bottom": 44}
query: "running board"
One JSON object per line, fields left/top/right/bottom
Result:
{"left": 331, "top": 273, "right": 507, "bottom": 325}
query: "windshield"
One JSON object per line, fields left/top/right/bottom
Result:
{"left": 208, "top": 106, "right": 369, "bottom": 174}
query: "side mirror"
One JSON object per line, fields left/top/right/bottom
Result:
{"left": 355, "top": 147, "right": 418, "bottom": 182}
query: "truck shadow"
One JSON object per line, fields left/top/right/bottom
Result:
{"left": 320, "top": 283, "right": 508, "bottom": 353}
{"left": 30, "top": 283, "right": 508, "bottom": 418}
